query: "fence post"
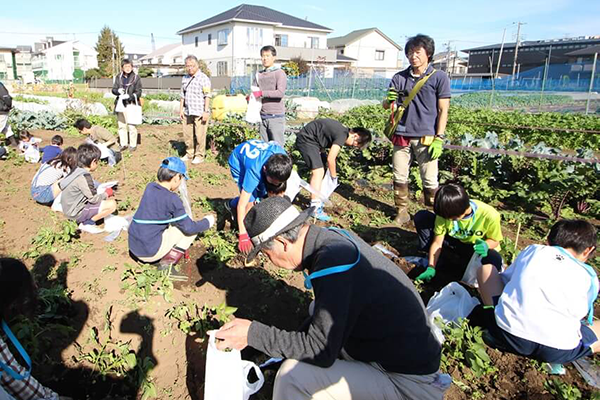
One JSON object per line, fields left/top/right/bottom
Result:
{"left": 586, "top": 52, "right": 598, "bottom": 115}
{"left": 539, "top": 57, "right": 549, "bottom": 112}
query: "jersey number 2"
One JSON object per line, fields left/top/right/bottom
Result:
{"left": 239, "top": 140, "right": 269, "bottom": 159}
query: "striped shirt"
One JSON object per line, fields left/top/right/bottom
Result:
{"left": 31, "top": 163, "right": 69, "bottom": 188}
{"left": 180, "top": 71, "right": 211, "bottom": 116}
{"left": 0, "top": 336, "right": 59, "bottom": 400}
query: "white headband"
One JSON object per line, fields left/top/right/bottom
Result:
{"left": 252, "top": 206, "right": 301, "bottom": 246}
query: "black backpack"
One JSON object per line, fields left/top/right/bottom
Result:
{"left": 0, "top": 83, "right": 12, "bottom": 112}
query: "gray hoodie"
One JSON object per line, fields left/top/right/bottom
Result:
{"left": 59, "top": 167, "right": 107, "bottom": 219}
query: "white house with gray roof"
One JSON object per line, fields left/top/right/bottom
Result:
{"left": 177, "top": 4, "right": 344, "bottom": 77}
{"left": 328, "top": 28, "right": 403, "bottom": 78}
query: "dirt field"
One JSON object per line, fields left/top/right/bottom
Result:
{"left": 0, "top": 125, "right": 596, "bottom": 400}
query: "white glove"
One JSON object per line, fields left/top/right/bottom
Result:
{"left": 118, "top": 88, "right": 125, "bottom": 95}
{"left": 204, "top": 215, "right": 215, "bottom": 228}
{"left": 120, "top": 94, "right": 130, "bottom": 100}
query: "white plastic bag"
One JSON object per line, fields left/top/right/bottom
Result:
{"left": 124, "top": 95, "right": 142, "bottom": 125}
{"left": 284, "top": 170, "right": 302, "bottom": 202}
{"left": 24, "top": 146, "right": 40, "bottom": 163}
{"left": 51, "top": 192, "right": 63, "bottom": 213}
{"left": 115, "top": 96, "right": 126, "bottom": 113}
{"left": 320, "top": 170, "right": 339, "bottom": 199}
{"left": 204, "top": 331, "right": 264, "bottom": 400}
{"left": 245, "top": 85, "right": 262, "bottom": 124}
{"left": 461, "top": 253, "right": 483, "bottom": 288}
{"left": 426, "top": 282, "right": 480, "bottom": 326}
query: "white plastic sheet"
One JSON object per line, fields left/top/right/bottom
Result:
{"left": 245, "top": 85, "right": 262, "bottom": 124}
{"left": 204, "top": 331, "right": 264, "bottom": 400}
{"left": 427, "top": 282, "right": 480, "bottom": 326}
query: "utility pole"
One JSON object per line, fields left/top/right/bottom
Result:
{"left": 445, "top": 41, "right": 452, "bottom": 77}
{"left": 495, "top": 28, "right": 506, "bottom": 79}
{"left": 511, "top": 22, "right": 526, "bottom": 77}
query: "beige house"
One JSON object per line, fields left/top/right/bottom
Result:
{"left": 327, "top": 28, "right": 403, "bottom": 78}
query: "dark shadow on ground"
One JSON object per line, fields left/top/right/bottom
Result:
{"left": 28, "top": 254, "right": 157, "bottom": 400}
{"left": 335, "top": 181, "right": 396, "bottom": 216}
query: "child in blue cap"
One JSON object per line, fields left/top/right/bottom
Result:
{"left": 128, "top": 157, "right": 214, "bottom": 280}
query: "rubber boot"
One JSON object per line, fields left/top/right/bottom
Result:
{"left": 423, "top": 187, "right": 437, "bottom": 208}
{"left": 393, "top": 182, "right": 411, "bottom": 225}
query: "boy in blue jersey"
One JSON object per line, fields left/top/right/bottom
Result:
{"left": 228, "top": 139, "right": 293, "bottom": 254}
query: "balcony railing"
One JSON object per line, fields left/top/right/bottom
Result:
{"left": 274, "top": 46, "right": 338, "bottom": 63}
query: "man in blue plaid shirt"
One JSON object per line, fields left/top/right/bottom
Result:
{"left": 179, "top": 55, "right": 211, "bottom": 164}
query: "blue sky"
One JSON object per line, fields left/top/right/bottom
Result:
{"left": 2, "top": 0, "right": 598, "bottom": 55}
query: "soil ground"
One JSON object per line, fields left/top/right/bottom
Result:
{"left": 0, "top": 125, "right": 597, "bottom": 400}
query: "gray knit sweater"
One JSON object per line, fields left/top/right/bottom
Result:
{"left": 256, "top": 68, "right": 287, "bottom": 115}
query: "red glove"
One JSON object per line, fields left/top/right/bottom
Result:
{"left": 105, "top": 187, "right": 114, "bottom": 197}
{"left": 252, "top": 91, "right": 263, "bottom": 99}
{"left": 238, "top": 233, "right": 254, "bottom": 254}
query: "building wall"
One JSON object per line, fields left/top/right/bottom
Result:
{"left": 33, "top": 41, "right": 98, "bottom": 81}
{"left": 467, "top": 40, "right": 600, "bottom": 75}
{"left": 341, "top": 31, "right": 399, "bottom": 72}
{"left": 0, "top": 50, "right": 15, "bottom": 81}
{"left": 181, "top": 22, "right": 331, "bottom": 76}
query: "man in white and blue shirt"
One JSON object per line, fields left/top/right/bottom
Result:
{"left": 477, "top": 219, "right": 599, "bottom": 365}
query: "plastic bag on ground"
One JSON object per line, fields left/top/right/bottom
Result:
{"left": 427, "top": 282, "right": 480, "bottom": 326}
{"left": 24, "top": 146, "right": 40, "bottom": 163}
{"left": 204, "top": 331, "right": 264, "bottom": 400}
{"left": 245, "top": 85, "right": 262, "bottom": 124}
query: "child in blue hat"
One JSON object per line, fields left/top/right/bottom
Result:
{"left": 128, "top": 157, "right": 214, "bottom": 280}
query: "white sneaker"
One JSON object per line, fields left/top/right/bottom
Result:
{"left": 192, "top": 157, "right": 204, "bottom": 165}
{"left": 180, "top": 155, "right": 189, "bottom": 162}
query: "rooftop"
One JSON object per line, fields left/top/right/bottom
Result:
{"left": 327, "top": 28, "right": 402, "bottom": 50}
{"left": 463, "top": 36, "right": 600, "bottom": 52}
{"left": 177, "top": 4, "right": 332, "bottom": 34}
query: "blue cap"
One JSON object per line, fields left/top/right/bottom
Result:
{"left": 161, "top": 157, "right": 189, "bottom": 180}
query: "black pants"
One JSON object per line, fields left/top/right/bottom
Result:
{"left": 413, "top": 210, "right": 503, "bottom": 273}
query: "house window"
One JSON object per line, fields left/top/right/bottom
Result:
{"left": 217, "top": 29, "right": 229, "bottom": 46}
{"left": 247, "top": 28, "right": 263, "bottom": 47}
{"left": 274, "top": 34, "right": 288, "bottom": 47}
{"left": 208, "top": 34, "right": 212, "bottom": 45}
{"left": 55, "top": 54, "right": 62, "bottom": 60}
{"left": 311, "top": 37, "right": 319, "bottom": 49}
{"left": 375, "top": 50, "right": 385, "bottom": 61}
{"left": 217, "top": 61, "right": 228, "bottom": 76}
{"left": 157, "top": 57, "right": 163, "bottom": 64}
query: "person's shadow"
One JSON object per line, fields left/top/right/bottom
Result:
{"left": 28, "top": 254, "right": 157, "bottom": 400}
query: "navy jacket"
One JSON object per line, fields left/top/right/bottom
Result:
{"left": 129, "top": 182, "right": 210, "bottom": 257}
